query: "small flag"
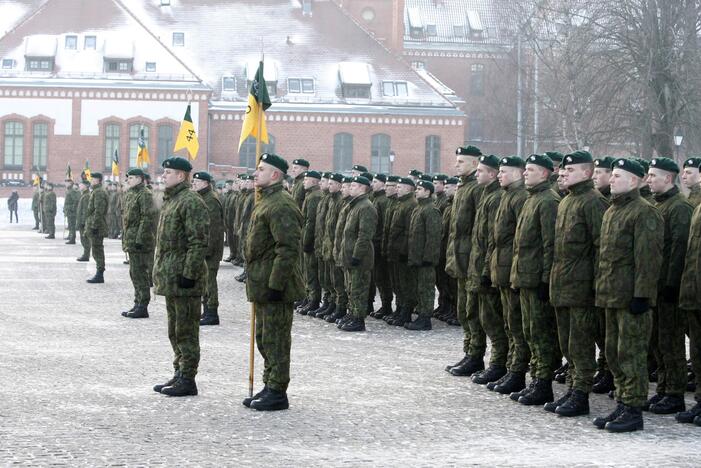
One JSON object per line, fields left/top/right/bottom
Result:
{"left": 65, "top": 163, "right": 72, "bottom": 181}
{"left": 238, "top": 60, "right": 271, "bottom": 150}
{"left": 32, "top": 174, "right": 41, "bottom": 186}
{"left": 83, "top": 159, "right": 92, "bottom": 181}
{"left": 136, "top": 128, "right": 150, "bottom": 168}
{"left": 111, "top": 149, "right": 120, "bottom": 177}
{"left": 174, "top": 104, "right": 199, "bottom": 159}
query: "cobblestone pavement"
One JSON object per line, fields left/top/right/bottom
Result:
{"left": 0, "top": 216, "right": 698, "bottom": 467}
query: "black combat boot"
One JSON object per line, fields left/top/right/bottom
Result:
{"left": 199, "top": 307, "right": 219, "bottom": 325}
{"left": 235, "top": 271, "right": 247, "bottom": 283}
{"left": 325, "top": 306, "right": 346, "bottom": 323}
{"left": 553, "top": 362, "right": 568, "bottom": 384}
{"left": 341, "top": 317, "right": 366, "bottom": 332}
{"left": 593, "top": 401, "right": 625, "bottom": 429}
{"left": 65, "top": 239, "right": 76, "bottom": 244}
{"left": 518, "top": 379, "right": 554, "bottom": 406}
{"left": 76, "top": 255, "right": 89, "bottom": 262}
{"left": 294, "top": 298, "right": 307, "bottom": 309}
{"left": 372, "top": 304, "right": 392, "bottom": 320}
{"left": 45, "top": 234, "right": 55, "bottom": 239}
{"left": 676, "top": 402, "right": 701, "bottom": 423}
{"left": 384, "top": 310, "right": 400, "bottom": 324}
{"left": 509, "top": 377, "right": 534, "bottom": 400}
{"left": 605, "top": 405, "right": 644, "bottom": 433}
{"left": 494, "top": 372, "right": 527, "bottom": 395}
{"left": 694, "top": 415, "right": 701, "bottom": 426}
{"left": 86, "top": 270, "right": 104, "bottom": 284}
{"left": 487, "top": 371, "right": 511, "bottom": 391}
{"left": 555, "top": 389, "right": 590, "bottom": 417}
{"left": 299, "top": 300, "right": 319, "bottom": 316}
{"left": 243, "top": 385, "right": 269, "bottom": 408}
{"left": 336, "top": 313, "right": 354, "bottom": 328}
{"left": 445, "top": 354, "right": 470, "bottom": 373}
{"left": 316, "top": 302, "right": 335, "bottom": 319}
{"left": 449, "top": 356, "right": 484, "bottom": 377}
{"left": 404, "top": 315, "right": 432, "bottom": 331}
{"left": 309, "top": 301, "right": 329, "bottom": 317}
{"left": 161, "top": 376, "right": 198, "bottom": 397}
{"left": 125, "top": 304, "right": 149, "bottom": 319}
{"left": 592, "top": 370, "right": 614, "bottom": 393}
{"left": 250, "top": 388, "right": 289, "bottom": 411}
{"left": 544, "top": 388, "right": 572, "bottom": 413}
{"left": 472, "top": 365, "right": 507, "bottom": 385}
{"left": 649, "top": 395, "right": 685, "bottom": 414}
{"left": 121, "top": 304, "right": 137, "bottom": 317}
{"left": 642, "top": 393, "right": 664, "bottom": 411}
{"left": 153, "top": 371, "right": 180, "bottom": 393}
{"left": 391, "top": 306, "right": 412, "bottom": 327}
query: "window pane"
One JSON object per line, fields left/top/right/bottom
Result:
{"left": 371, "top": 134, "right": 391, "bottom": 173}
{"left": 425, "top": 135, "right": 440, "bottom": 173}
{"left": 288, "top": 78, "right": 301, "bottom": 93}
{"left": 158, "top": 125, "right": 174, "bottom": 166}
{"left": 105, "top": 124, "right": 120, "bottom": 168}
{"left": 469, "top": 116, "right": 484, "bottom": 141}
{"left": 333, "top": 133, "right": 353, "bottom": 172}
{"left": 302, "top": 79, "right": 314, "bottom": 93}
{"left": 65, "top": 35, "right": 77, "bottom": 49}
{"left": 146, "top": 62, "right": 156, "bottom": 72}
{"left": 395, "top": 82, "right": 408, "bottom": 97}
{"left": 382, "top": 81, "right": 395, "bottom": 96}
{"left": 85, "top": 36, "right": 96, "bottom": 49}
{"left": 173, "top": 32, "right": 184, "bottom": 46}
{"left": 4, "top": 121, "right": 24, "bottom": 168}
{"left": 222, "top": 76, "right": 235, "bottom": 91}
{"left": 239, "top": 135, "right": 275, "bottom": 169}
{"left": 33, "top": 122, "right": 48, "bottom": 170}
{"left": 471, "top": 64, "right": 484, "bottom": 96}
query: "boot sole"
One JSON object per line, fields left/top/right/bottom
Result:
{"left": 605, "top": 422, "right": 643, "bottom": 432}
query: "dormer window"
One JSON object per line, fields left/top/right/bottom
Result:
{"left": 84, "top": 35, "right": 96, "bottom": 49}
{"left": 172, "top": 32, "right": 185, "bottom": 47}
{"left": 382, "top": 81, "right": 408, "bottom": 97}
{"left": 222, "top": 76, "right": 236, "bottom": 91}
{"left": 105, "top": 59, "right": 132, "bottom": 73}
{"left": 339, "top": 62, "right": 372, "bottom": 99}
{"left": 24, "top": 35, "right": 57, "bottom": 72}
{"left": 2, "top": 59, "right": 13, "bottom": 69}
{"left": 288, "top": 78, "right": 314, "bottom": 94}
{"left": 467, "top": 11, "right": 484, "bottom": 39}
{"left": 27, "top": 59, "right": 52, "bottom": 71}
{"left": 145, "top": 62, "right": 156, "bottom": 72}
{"left": 408, "top": 7, "right": 423, "bottom": 38}
{"left": 426, "top": 24, "right": 437, "bottom": 37}
{"left": 65, "top": 35, "right": 77, "bottom": 50}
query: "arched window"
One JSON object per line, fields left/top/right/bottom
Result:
{"left": 425, "top": 135, "right": 441, "bottom": 173}
{"left": 333, "top": 133, "right": 353, "bottom": 172}
{"left": 239, "top": 134, "right": 276, "bottom": 169}
{"left": 104, "top": 123, "right": 120, "bottom": 169}
{"left": 157, "top": 124, "right": 175, "bottom": 167}
{"left": 32, "top": 122, "right": 48, "bottom": 170}
{"left": 129, "top": 124, "right": 149, "bottom": 168}
{"left": 4, "top": 121, "right": 24, "bottom": 169}
{"left": 371, "top": 133, "right": 391, "bottom": 174}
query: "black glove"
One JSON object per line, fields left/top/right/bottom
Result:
{"left": 303, "top": 244, "right": 314, "bottom": 253}
{"left": 661, "top": 286, "right": 679, "bottom": 303}
{"left": 178, "top": 276, "right": 196, "bottom": 289}
{"left": 134, "top": 243, "right": 144, "bottom": 250}
{"left": 480, "top": 276, "right": 492, "bottom": 288}
{"left": 537, "top": 282, "right": 550, "bottom": 302}
{"left": 350, "top": 257, "right": 361, "bottom": 267}
{"left": 91, "top": 228, "right": 99, "bottom": 235}
{"left": 399, "top": 254, "right": 408, "bottom": 263}
{"left": 421, "top": 260, "right": 433, "bottom": 267}
{"left": 630, "top": 297, "right": 650, "bottom": 315}
{"left": 265, "top": 288, "right": 284, "bottom": 302}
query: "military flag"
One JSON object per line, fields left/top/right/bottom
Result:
{"left": 111, "top": 149, "right": 120, "bottom": 177}
{"left": 174, "top": 104, "right": 199, "bottom": 159}
{"left": 32, "top": 174, "right": 41, "bottom": 186}
{"left": 136, "top": 127, "right": 150, "bottom": 167}
{"left": 83, "top": 159, "right": 92, "bottom": 181}
{"left": 65, "top": 163, "right": 72, "bottom": 181}
{"left": 238, "top": 60, "right": 271, "bottom": 150}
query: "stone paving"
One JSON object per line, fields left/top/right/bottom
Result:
{"left": 0, "top": 209, "right": 698, "bottom": 467}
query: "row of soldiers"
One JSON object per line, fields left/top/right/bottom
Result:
{"left": 286, "top": 147, "right": 701, "bottom": 433}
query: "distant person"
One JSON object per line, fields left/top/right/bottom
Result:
{"left": 7, "top": 190, "right": 19, "bottom": 223}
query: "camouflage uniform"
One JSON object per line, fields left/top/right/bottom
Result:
{"left": 331, "top": 194, "right": 351, "bottom": 311}
{"left": 244, "top": 182, "right": 304, "bottom": 393}
{"left": 224, "top": 189, "right": 240, "bottom": 260}
{"left": 153, "top": 181, "right": 209, "bottom": 379}
{"left": 511, "top": 180, "right": 560, "bottom": 380}
{"left": 387, "top": 192, "right": 418, "bottom": 315}
{"left": 382, "top": 193, "right": 398, "bottom": 307}
{"left": 42, "top": 190, "right": 57, "bottom": 237}
{"left": 77, "top": 187, "right": 92, "bottom": 258}
{"left": 107, "top": 188, "right": 120, "bottom": 238}
{"left": 596, "top": 189, "right": 663, "bottom": 407}
{"left": 291, "top": 174, "right": 306, "bottom": 210}
{"left": 85, "top": 183, "right": 109, "bottom": 271}
{"left": 314, "top": 190, "right": 333, "bottom": 305}
{"left": 550, "top": 179, "right": 608, "bottom": 392}
{"left": 122, "top": 182, "right": 157, "bottom": 306}
{"left": 687, "top": 184, "right": 701, "bottom": 208}
{"left": 199, "top": 187, "right": 225, "bottom": 310}
{"left": 238, "top": 189, "right": 255, "bottom": 265}
{"left": 64, "top": 187, "right": 81, "bottom": 242}
{"left": 679, "top": 202, "right": 701, "bottom": 404}
{"left": 301, "top": 185, "right": 322, "bottom": 303}
{"left": 38, "top": 190, "right": 45, "bottom": 232}
{"left": 369, "top": 189, "right": 392, "bottom": 311}
{"left": 437, "top": 193, "right": 456, "bottom": 315}
{"left": 31, "top": 190, "right": 40, "bottom": 229}
{"left": 408, "top": 197, "right": 442, "bottom": 318}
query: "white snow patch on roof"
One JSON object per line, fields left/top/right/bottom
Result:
{"left": 338, "top": 62, "right": 371, "bottom": 85}
{"left": 245, "top": 59, "right": 278, "bottom": 82}
{"left": 103, "top": 39, "right": 134, "bottom": 59}
{"left": 24, "top": 34, "right": 57, "bottom": 57}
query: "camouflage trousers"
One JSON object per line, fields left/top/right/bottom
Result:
{"left": 479, "top": 287, "right": 507, "bottom": 367}
{"left": 129, "top": 251, "right": 153, "bottom": 305}
{"left": 394, "top": 261, "right": 417, "bottom": 309}
{"left": 414, "top": 266, "right": 435, "bottom": 317}
{"left": 89, "top": 233, "right": 105, "bottom": 271}
{"left": 595, "top": 307, "right": 609, "bottom": 372}
{"left": 166, "top": 295, "right": 201, "bottom": 379}
{"left": 317, "top": 258, "right": 331, "bottom": 303}
{"left": 303, "top": 252, "right": 321, "bottom": 303}
{"left": 43, "top": 212, "right": 55, "bottom": 236}
{"left": 457, "top": 278, "right": 484, "bottom": 357}
{"left": 203, "top": 257, "right": 220, "bottom": 309}
{"left": 346, "top": 268, "right": 371, "bottom": 319}
{"left": 66, "top": 214, "right": 76, "bottom": 242}
{"left": 520, "top": 288, "right": 558, "bottom": 380}
{"left": 605, "top": 307, "right": 652, "bottom": 407}
{"left": 255, "top": 302, "right": 293, "bottom": 393}
{"left": 500, "top": 287, "right": 531, "bottom": 375}
{"left": 79, "top": 228, "right": 91, "bottom": 258}
{"left": 436, "top": 257, "right": 455, "bottom": 309}
{"left": 650, "top": 299, "right": 687, "bottom": 396}
{"left": 685, "top": 309, "right": 701, "bottom": 401}
{"left": 332, "top": 265, "right": 348, "bottom": 309}
{"left": 370, "top": 253, "right": 393, "bottom": 309}
{"left": 33, "top": 208, "right": 40, "bottom": 228}
{"left": 228, "top": 231, "right": 238, "bottom": 259}
{"left": 555, "top": 306, "right": 598, "bottom": 392}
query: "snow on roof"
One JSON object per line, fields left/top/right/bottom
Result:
{"left": 103, "top": 38, "right": 134, "bottom": 60}
{"left": 24, "top": 34, "right": 57, "bottom": 57}
{"left": 245, "top": 59, "right": 278, "bottom": 82}
{"left": 338, "top": 62, "right": 371, "bottom": 85}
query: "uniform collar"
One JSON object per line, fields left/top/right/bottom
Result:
{"left": 459, "top": 172, "right": 476, "bottom": 185}
{"left": 197, "top": 186, "right": 211, "bottom": 196}
{"left": 653, "top": 185, "right": 679, "bottom": 203}
{"left": 260, "top": 182, "right": 284, "bottom": 197}
{"left": 398, "top": 192, "right": 415, "bottom": 202}
{"left": 417, "top": 196, "right": 433, "bottom": 205}
{"left": 526, "top": 180, "right": 552, "bottom": 194}
{"left": 611, "top": 188, "right": 641, "bottom": 205}
{"left": 503, "top": 179, "right": 524, "bottom": 192}
{"left": 483, "top": 179, "right": 500, "bottom": 194}
{"left": 305, "top": 185, "right": 320, "bottom": 193}
{"left": 567, "top": 179, "right": 594, "bottom": 195}
{"left": 164, "top": 181, "right": 190, "bottom": 199}
{"left": 350, "top": 193, "right": 369, "bottom": 206}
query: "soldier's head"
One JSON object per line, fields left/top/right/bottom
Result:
{"left": 291, "top": 159, "right": 310, "bottom": 178}
{"left": 476, "top": 155, "right": 499, "bottom": 186}
{"left": 497, "top": 156, "right": 525, "bottom": 188}
{"left": 341, "top": 177, "right": 353, "bottom": 198}
{"left": 350, "top": 176, "right": 371, "bottom": 197}
{"left": 545, "top": 152, "right": 564, "bottom": 176}
{"left": 78, "top": 180, "right": 89, "bottom": 191}
{"left": 254, "top": 153, "right": 288, "bottom": 189}
{"left": 303, "top": 170, "right": 321, "bottom": 189}
{"left": 455, "top": 146, "right": 482, "bottom": 176}
{"left": 610, "top": 158, "right": 645, "bottom": 195}
{"left": 445, "top": 177, "right": 458, "bottom": 197}
{"left": 90, "top": 173, "right": 103, "bottom": 187}
{"left": 46, "top": 183, "right": 53, "bottom": 191}
{"left": 408, "top": 169, "right": 423, "bottom": 184}
{"left": 523, "top": 154, "right": 553, "bottom": 188}
{"left": 432, "top": 174, "right": 447, "bottom": 193}
{"left": 126, "top": 168, "right": 146, "bottom": 189}
{"left": 396, "top": 178, "right": 416, "bottom": 197}
{"left": 385, "top": 176, "right": 398, "bottom": 197}
{"left": 648, "top": 157, "right": 679, "bottom": 194}
{"left": 243, "top": 175, "right": 254, "bottom": 190}
{"left": 320, "top": 174, "right": 330, "bottom": 191}
{"left": 192, "top": 171, "right": 213, "bottom": 192}
{"left": 161, "top": 157, "right": 192, "bottom": 188}
{"left": 560, "top": 151, "right": 594, "bottom": 189}
{"left": 351, "top": 165, "right": 368, "bottom": 177}
{"left": 681, "top": 158, "right": 701, "bottom": 188}
{"left": 415, "top": 180, "right": 434, "bottom": 200}
{"left": 328, "top": 174, "right": 343, "bottom": 193}
{"left": 592, "top": 157, "right": 614, "bottom": 190}
{"left": 372, "top": 174, "right": 386, "bottom": 192}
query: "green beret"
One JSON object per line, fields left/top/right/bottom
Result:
{"left": 612, "top": 158, "right": 645, "bottom": 178}
{"left": 526, "top": 154, "right": 554, "bottom": 171}
{"left": 260, "top": 153, "right": 289, "bottom": 174}
{"left": 479, "top": 155, "right": 500, "bottom": 170}
{"left": 126, "top": 168, "right": 146, "bottom": 178}
{"left": 398, "top": 177, "right": 415, "bottom": 187}
{"left": 594, "top": 157, "right": 615, "bottom": 170}
{"left": 352, "top": 175, "right": 371, "bottom": 187}
{"left": 329, "top": 173, "right": 344, "bottom": 183}
{"left": 650, "top": 157, "right": 679, "bottom": 174}
{"left": 387, "top": 175, "right": 400, "bottom": 183}
{"left": 409, "top": 169, "right": 423, "bottom": 177}
{"left": 193, "top": 171, "right": 213, "bottom": 182}
{"left": 545, "top": 151, "right": 564, "bottom": 163}
{"left": 634, "top": 158, "right": 650, "bottom": 173}
{"left": 225, "top": 179, "right": 234, "bottom": 184}
{"left": 304, "top": 170, "right": 322, "bottom": 179}
{"left": 342, "top": 176, "right": 353, "bottom": 183}
{"left": 683, "top": 157, "right": 701, "bottom": 169}
{"left": 292, "top": 158, "right": 310, "bottom": 167}
{"left": 91, "top": 172, "right": 103, "bottom": 180}
{"left": 416, "top": 180, "right": 434, "bottom": 193}
{"left": 456, "top": 145, "right": 482, "bottom": 156}
{"left": 360, "top": 172, "right": 374, "bottom": 181}
{"left": 352, "top": 164, "right": 368, "bottom": 172}
{"left": 322, "top": 172, "right": 332, "bottom": 179}
{"left": 562, "top": 151, "right": 593, "bottom": 167}
{"left": 162, "top": 157, "right": 192, "bottom": 172}
{"left": 446, "top": 177, "right": 460, "bottom": 185}
{"left": 144, "top": 173, "right": 151, "bottom": 181}
{"left": 240, "top": 174, "right": 254, "bottom": 181}
{"left": 373, "top": 173, "right": 387, "bottom": 183}
{"left": 433, "top": 174, "right": 448, "bottom": 182}
{"left": 500, "top": 156, "right": 526, "bottom": 168}
{"left": 419, "top": 174, "right": 433, "bottom": 182}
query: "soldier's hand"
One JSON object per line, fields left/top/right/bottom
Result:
{"left": 629, "top": 297, "right": 650, "bottom": 315}
{"left": 303, "top": 244, "right": 314, "bottom": 253}
{"left": 537, "top": 282, "right": 550, "bottom": 302}
{"left": 265, "top": 288, "right": 284, "bottom": 302}
{"left": 178, "top": 275, "right": 196, "bottom": 289}
{"left": 480, "top": 276, "right": 492, "bottom": 288}
{"left": 351, "top": 257, "right": 361, "bottom": 267}
{"left": 661, "top": 286, "right": 679, "bottom": 303}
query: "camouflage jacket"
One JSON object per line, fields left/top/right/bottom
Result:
{"left": 381, "top": 195, "right": 397, "bottom": 258}
{"left": 291, "top": 174, "right": 306, "bottom": 210}
{"left": 153, "top": 181, "right": 209, "bottom": 297}
{"left": 199, "top": 187, "right": 225, "bottom": 261}
{"left": 244, "top": 183, "right": 304, "bottom": 303}
{"left": 510, "top": 181, "right": 560, "bottom": 289}
{"left": 333, "top": 197, "right": 351, "bottom": 265}
{"left": 489, "top": 180, "right": 528, "bottom": 287}
{"left": 76, "top": 189, "right": 90, "bottom": 229}
{"left": 595, "top": 189, "right": 663, "bottom": 308}
{"left": 322, "top": 191, "right": 343, "bottom": 262}
{"left": 387, "top": 193, "right": 418, "bottom": 263}
{"left": 340, "top": 193, "right": 377, "bottom": 270}
{"left": 434, "top": 191, "right": 451, "bottom": 214}
{"left": 85, "top": 184, "right": 109, "bottom": 237}
{"left": 313, "top": 191, "right": 331, "bottom": 256}
{"left": 688, "top": 184, "right": 701, "bottom": 208}
{"left": 408, "top": 196, "right": 442, "bottom": 267}
{"left": 371, "top": 190, "right": 390, "bottom": 256}
{"left": 445, "top": 173, "right": 482, "bottom": 279}
{"left": 680, "top": 203, "right": 701, "bottom": 310}
{"left": 121, "top": 183, "right": 157, "bottom": 253}
{"left": 301, "top": 185, "right": 322, "bottom": 250}
{"left": 440, "top": 195, "right": 454, "bottom": 264}
{"left": 43, "top": 191, "right": 57, "bottom": 216}
{"left": 653, "top": 186, "right": 692, "bottom": 293}
{"left": 31, "top": 191, "right": 40, "bottom": 211}
{"left": 468, "top": 180, "right": 502, "bottom": 290}
{"left": 237, "top": 189, "right": 255, "bottom": 248}
{"left": 63, "top": 188, "right": 81, "bottom": 216}
{"left": 550, "top": 180, "right": 608, "bottom": 307}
